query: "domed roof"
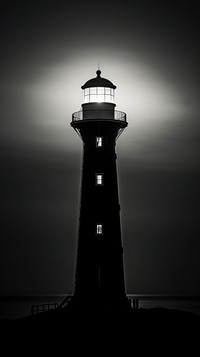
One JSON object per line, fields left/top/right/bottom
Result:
{"left": 81, "top": 70, "right": 116, "bottom": 89}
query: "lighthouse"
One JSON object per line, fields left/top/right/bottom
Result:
{"left": 70, "top": 70, "right": 128, "bottom": 310}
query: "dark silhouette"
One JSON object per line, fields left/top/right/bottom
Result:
{"left": 70, "top": 70, "right": 129, "bottom": 310}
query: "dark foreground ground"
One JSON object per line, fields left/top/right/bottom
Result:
{"left": 0, "top": 305, "right": 200, "bottom": 352}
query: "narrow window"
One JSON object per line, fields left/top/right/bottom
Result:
{"left": 96, "top": 173, "right": 103, "bottom": 186}
{"left": 96, "top": 224, "right": 103, "bottom": 235}
{"left": 96, "top": 136, "right": 103, "bottom": 147}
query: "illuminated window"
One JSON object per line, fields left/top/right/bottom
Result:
{"left": 96, "top": 224, "right": 103, "bottom": 235}
{"left": 96, "top": 173, "right": 103, "bottom": 186}
{"left": 105, "top": 94, "right": 111, "bottom": 102}
{"left": 98, "top": 87, "right": 104, "bottom": 95}
{"left": 90, "top": 88, "right": 96, "bottom": 94}
{"left": 84, "top": 87, "right": 115, "bottom": 103}
{"left": 96, "top": 137, "right": 103, "bottom": 147}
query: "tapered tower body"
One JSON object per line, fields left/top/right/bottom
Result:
{"left": 71, "top": 70, "right": 128, "bottom": 309}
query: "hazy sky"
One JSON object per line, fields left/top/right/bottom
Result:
{"left": 0, "top": 0, "right": 200, "bottom": 295}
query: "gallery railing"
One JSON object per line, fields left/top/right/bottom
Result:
{"left": 72, "top": 109, "right": 127, "bottom": 122}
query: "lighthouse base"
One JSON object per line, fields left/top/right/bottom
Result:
{"left": 63, "top": 294, "right": 132, "bottom": 314}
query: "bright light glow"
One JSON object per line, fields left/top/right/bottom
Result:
{"left": 24, "top": 51, "right": 191, "bottom": 169}
{"left": 84, "top": 87, "right": 114, "bottom": 103}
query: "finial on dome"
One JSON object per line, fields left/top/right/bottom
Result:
{"left": 81, "top": 69, "right": 116, "bottom": 89}
{"left": 96, "top": 69, "right": 101, "bottom": 77}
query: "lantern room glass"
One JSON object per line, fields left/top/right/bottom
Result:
{"left": 83, "top": 87, "right": 115, "bottom": 103}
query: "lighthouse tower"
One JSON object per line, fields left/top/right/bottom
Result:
{"left": 71, "top": 70, "right": 128, "bottom": 310}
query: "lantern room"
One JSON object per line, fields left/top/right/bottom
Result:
{"left": 81, "top": 70, "right": 116, "bottom": 104}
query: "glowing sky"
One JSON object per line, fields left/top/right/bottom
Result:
{"left": 0, "top": 0, "right": 199, "bottom": 295}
